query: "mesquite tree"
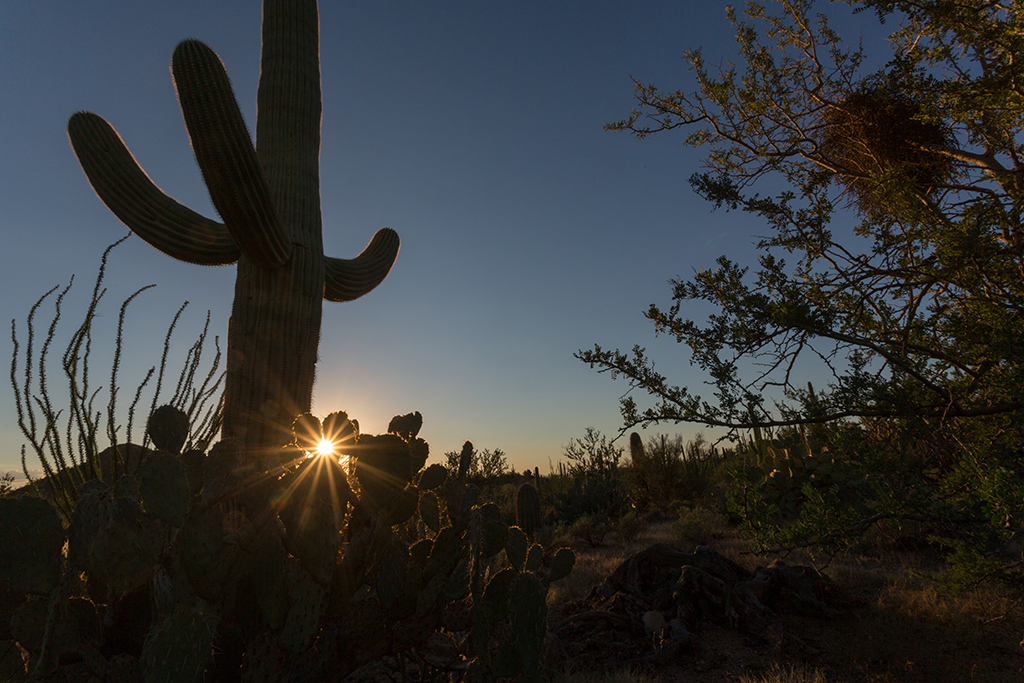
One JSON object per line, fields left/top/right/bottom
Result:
{"left": 580, "top": 0, "right": 1024, "bottom": 583}
{"left": 67, "top": 0, "right": 399, "bottom": 463}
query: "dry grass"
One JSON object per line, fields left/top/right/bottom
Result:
{"left": 735, "top": 664, "right": 832, "bottom": 683}
{"left": 819, "top": 568, "right": 1024, "bottom": 683}
{"left": 550, "top": 666, "right": 656, "bottom": 683}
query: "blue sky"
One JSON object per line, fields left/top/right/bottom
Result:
{"left": 1, "top": 1, "right": 880, "bottom": 478}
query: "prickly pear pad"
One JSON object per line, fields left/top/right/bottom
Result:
{"left": 0, "top": 497, "right": 64, "bottom": 595}
{"left": 139, "top": 450, "right": 190, "bottom": 526}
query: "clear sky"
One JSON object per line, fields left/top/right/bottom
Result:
{"left": 0, "top": 1, "right": 878, "bottom": 479}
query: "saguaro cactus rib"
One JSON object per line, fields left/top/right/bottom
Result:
{"left": 67, "top": 112, "right": 240, "bottom": 266}
{"left": 324, "top": 228, "right": 401, "bottom": 302}
{"left": 68, "top": 0, "right": 401, "bottom": 459}
{"left": 172, "top": 39, "right": 291, "bottom": 270}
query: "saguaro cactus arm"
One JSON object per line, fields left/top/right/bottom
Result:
{"left": 324, "top": 228, "right": 401, "bottom": 302}
{"left": 67, "top": 112, "right": 240, "bottom": 266}
{"left": 172, "top": 39, "right": 291, "bottom": 270}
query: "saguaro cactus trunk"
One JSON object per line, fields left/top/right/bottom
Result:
{"left": 67, "top": 0, "right": 399, "bottom": 464}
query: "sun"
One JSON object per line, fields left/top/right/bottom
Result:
{"left": 316, "top": 438, "right": 335, "bottom": 457}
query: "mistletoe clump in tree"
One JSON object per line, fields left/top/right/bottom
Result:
{"left": 578, "top": 0, "right": 1024, "bottom": 586}
{"left": 68, "top": 0, "right": 400, "bottom": 466}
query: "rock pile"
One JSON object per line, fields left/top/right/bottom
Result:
{"left": 551, "top": 543, "right": 845, "bottom": 669}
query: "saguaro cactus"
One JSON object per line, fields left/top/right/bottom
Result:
{"left": 66, "top": 0, "right": 399, "bottom": 463}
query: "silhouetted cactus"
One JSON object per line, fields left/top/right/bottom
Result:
{"left": 138, "top": 449, "right": 189, "bottom": 526}
{"left": 0, "top": 497, "right": 64, "bottom": 596}
{"left": 0, "top": 406, "right": 575, "bottom": 682}
{"left": 67, "top": 0, "right": 400, "bottom": 461}
{"left": 457, "top": 440, "right": 474, "bottom": 480}
{"left": 505, "top": 572, "right": 548, "bottom": 682}
{"left": 516, "top": 481, "right": 542, "bottom": 539}
{"left": 353, "top": 434, "right": 413, "bottom": 509}
{"left": 146, "top": 405, "right": 190, "bottom": 454}
{"left": 140, "top": 606, "right": 216, "bottom": 683}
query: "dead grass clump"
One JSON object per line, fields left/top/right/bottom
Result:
{"left": 735, "top": 663, "right": 832, "bottom": 683}
{"left": 878, "top": 573, "right": 1024, "bottom": 626}
{"left": 549, "top": 666, "right": 655, "bottom": 683}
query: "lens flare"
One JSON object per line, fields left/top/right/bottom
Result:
{"left": 317, "top": 438, "right": 334, "bottom": 457}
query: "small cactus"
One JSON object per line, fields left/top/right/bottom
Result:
{"left": 505, "top": 527, "right": 528, "bottom": 573}
{"left": 146, "top": 405, "right": 191, "bottom": 454}
{"left": 476, "top": 503, "right": 510, "bottom": 559}
{"left": 629, "top": 432, "right": 647, "bottom": 468}
{"left": 387, "top": 411, "right": 423, "bottom": 442}
{"left": 548, "top": 547, "right": 576, "bottom": 583}
{"left": 445, "top": 481, "right": 479, "bottom": 533}
{"left": 419, "top": 491, "right": 441, "bottom": 532}
{"left": 353, "top": 434, "right": 412, "bottom": 509}
{"left": 457, "top": 440, "right": 473, "bottom": 480}
{"left": 515, "top": 482, "right": 541, "bottom": 539}
{"left": 376, "top": 536, "right": 409, "bottom": 611}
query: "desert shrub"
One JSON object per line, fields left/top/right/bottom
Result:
{"left": 443, "top": 442, "right": 509, "bottom": 482}
{"left": 555, "top": 428, "right": 629, "bottom": 525}
{"left": 581, "top": 0, "right": 1024, "bottom": 593}
{"left": 536, "top": 521, "right": 574, "bottom": 551}
{"left": 570, "top": 514, "right": 613, "bottom": 548}
{"left": 735, "top": 664, "right": 830, "bottom": 683}
{"left": 628, "top": 432, "right": 728, "bottom": 511}
{"left": 614, "top": 509, "right": 646, "bottom": 543}
{"left": 554, "top": 476, "right": 629, "bottom": 524}
{"left": 672, "top": 507, "right": 730, "bottom": 548}
{"left": 0, "top": 473, "right": 14, "bottom": 498}
{"left": 563, "top": 427, "right": 623, "bottom": 480}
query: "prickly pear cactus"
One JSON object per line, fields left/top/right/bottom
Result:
{"left": 139, "top": 449, "right": 190, "bottom": 526}
{"left": 0, "top": 496, "right": 64, "bottom": 595}
{"left": 760, "top": 430, "right": 864, "bottom": 521}
{"left": 0, "top": 405, "right": 576, "bottom": 682}
{"left": 141, "top": 606, "right": 217, "bottom": 683}
{"left": 146, "top": 405, "right": 191, "bottom": 454}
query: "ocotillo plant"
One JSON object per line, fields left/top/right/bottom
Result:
{"left": 67, "top": 0, "right": 399, "bottom": 464}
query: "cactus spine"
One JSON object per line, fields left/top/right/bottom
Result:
{"left": 67, "top": 0, "right": 400, "bottom": 463}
